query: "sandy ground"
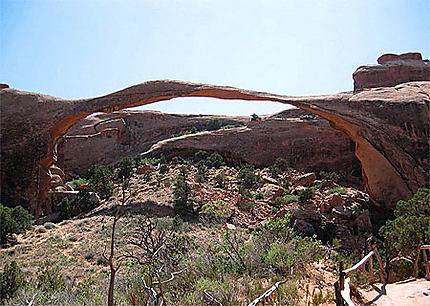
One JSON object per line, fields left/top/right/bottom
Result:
{"left": 360, "top": 279, "right": 430, "bottom": 305}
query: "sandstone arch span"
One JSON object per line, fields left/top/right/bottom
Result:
{"left": 1, "top": 80, "right": 428, "bottom": 215}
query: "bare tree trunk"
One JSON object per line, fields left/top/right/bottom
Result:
{"left": 107, "top": 215, "right": 119, "bottom": 306}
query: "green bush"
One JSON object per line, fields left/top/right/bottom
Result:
{"left": 326, "top": 187, "right": 347, "bottom": 195}
{"left": 37, "top": 260, "right": 67, "bottom": 292}
{"left": 205, "top": 119, "right": 222, "bottom": 131}
{"left": 272, "top": 194, "right": 299, "bottom": 206}
{"left": 57, "top": 190, "right": 100, "bottom": 220}
{"left": 87, "top": 165, "right": 114, "bottom": 200}
{"left": 115, "top": 156, "right": 135, "bottom": 188}
{"left": 173, "top": 171, "right": 193, "bottom": 216}
{"left": 298, "top": 188, "right": 314, "bottom": 203}
{"left": 246, "top": 216, "right": 324, "bottom": 277}
{"left": 251, "top": 113, "right": 260, "bottom": 121}
{"left": 201, "top": 199, "right": 231, "bottom": 218}
{"left": 0, "top": 205, "right": 32, "bottom": 244}
{"left": 270, "top": 158, "right": 289, "bottom": 176}
{"left": 0, "top": 261, "right": 25, "bottom": 302}
{"left": 65, "top": 178, "right": 89, "bottom": 190}
{"left": 318, "top": 171, "right": 343, "bottom": 183}
{"left": 193, "top": 150, "right": 208, "bottom": 163}
{"left": 159, "top": 164, "right": 169, "bottom": 174}
{"left": 206, "top": 153, "right": 225, "bottom": 168}
{"left": 379, "top": 188, "right": 430, "bottom": 259}
{"left": 214, "top": 172, "right": 226, "bottom": 188}
{"left": 195, "top": 160, "right": 207, "bottom": 182}
{"left": 237, "top": 167, "right": 260, "bottom": 191}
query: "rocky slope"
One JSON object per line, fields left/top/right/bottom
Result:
{"left": 60, "top": 109, "right": 359, "bottom": 178}
{"left": 1, "top": 54, "right": 429, "bottom": 215}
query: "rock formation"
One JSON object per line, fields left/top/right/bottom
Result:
{"left": 1, "top": 56, "right": 429, "bottom": 215}
{"left": 353, "top": 52, "right": 430, "bottom": 92}
{"left": 60, "top": 109, "right": 358, "bottom": 177}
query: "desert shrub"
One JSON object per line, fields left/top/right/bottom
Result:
{"left": 134, "top": 155, "right": 160, "bottom": 167}
{"left": 115, "top": 156, "right": 135, "bottom": 188}
{"left": 193, "top": 150, "right": 208, "bottom": 163}
{"left": 253, "top": 191, "right": 264, "bottom": 200}
{"left": 326, "top": 187, "right": 347, "bottom": 195}
{"left": 245, "top": 216, "right": 323, "bottom": 278}
{"left": 159, "top": 164, "right": 169, "bottom": 174}
{"left": 214, "top": 172, "right": 226, "bottom": 188}
{"left": 270, "top": 158, "right": 289, "bottom": 176}
{"left": 251, "top": 113, "right": 260, "bottom": 121}
{"left": 65, "top": 178, "right": 88, "bottom": 190}
{"left": 124, "top": 216, "right": 193, "bottom": 305}
{"left": 206, "top": 153, "right": 225, "bottom": 168}
{"left": 195, "top": 160, "right": 207, "bottom": 182}
{"left": 272, "top": 194, "right": 299, "bottom": 206}
{"left": 173, "top": 171, "right": 193, "bottom": 216}
{"left": 379, "top": 188, "right": 430, "bottom": 259}
{"left": 205, "top": 119, "right": 222, "bottom": 131}
{"left": 237, "top": 166, "right": 260, "bottom": 191}
{"left": 87, "top": 165, "right": 114, "bottom": 200}
{"left": 318, "top": 171, "right": 343, "bottom": 183}
{"left": 201, "top": 199, "right": 231, "bottom": 218}
{"left": 57, "top": 189, "right": 99, "bottom": 220}
{"left": 36, "top": 260, "right": 67, "bottom": 292}
{"left": 0, "top": 204, "right": 32, "bottom": 244}
{"left": 299, "top": 114, "right": 316, "bottom": 120}
{"left": 298, "top": 187, "right": 314, "bottom": 203}
{"left": 0, "top": 261, "right": 25, "bottom": 302}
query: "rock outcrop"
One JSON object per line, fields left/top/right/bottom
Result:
{"left": 353, "top": 52, "right": 430, "bottom": 92}
{"left": 63, "top": 109, "right": 358, "bottom": 177}
{"left": 1, "top": 65, "right": 429, "bottom": 215}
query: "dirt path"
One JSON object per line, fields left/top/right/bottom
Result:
{"left": 361, "top": 279, "right": 430, "bottom": 305}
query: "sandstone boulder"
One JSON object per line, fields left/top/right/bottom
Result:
{"left": 292, "top": 173, "right": 316, "bottom": 187}
{"left": 377, "top": 52, "right": 422, "bottom": 64}
{"left": 353, "top": 53, "right": 429, "bottom": 92}
{"left": 260, "top": 184, "right": 285, "bottom": 202}
{"left": 290, "top": 209, "right": 322, "bottom": 222}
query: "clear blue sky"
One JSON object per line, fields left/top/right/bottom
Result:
{"left": 1, "top": 0, "right": 429, "bottom": 115}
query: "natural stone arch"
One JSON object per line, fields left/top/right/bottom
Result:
{"left": 1, "top": 80, "right": 428, "bottom": 215}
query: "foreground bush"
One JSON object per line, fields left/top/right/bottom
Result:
{"left": 0, "top": 204, "right": 32, "bottom": 244}
{"left": 0, "top": 261, "right": 25, "bottom": 302}
{"left": 379, "top": 188, "right": 430, "bottom": 259}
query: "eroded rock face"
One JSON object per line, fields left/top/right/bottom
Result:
{"left": 134, "top": 112, "right": 358, "bottom": 174}
{"left": 1, "top": 77, "right": 429, "bottom": 214}
{"left": 353, "top": 52, "right": 430, "bottom": 92}
{"left": 61, "top": 109, "right": 358, "bottom": 176}
{"left": 60, "top": 111, "right": 248, "bottom": 176}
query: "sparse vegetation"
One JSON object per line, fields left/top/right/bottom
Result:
{"left": 0, "top": 261, "right": 25, "bottom": 302}
{"left": 270, "top": 157, "right": 289, "bottom": 176}
{"left": 298, "top": 187, "right": 314, "bottom": 203}
{"left": 318, "top": 171, "right": 343, "bottom": 184}
{"left": 326, "top": 187, "right": 347, "bottom": 195}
